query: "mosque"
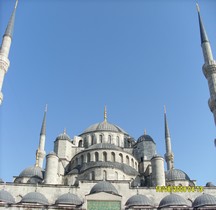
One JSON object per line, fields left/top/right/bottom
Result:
{"left": 0, "top": 1, "right": 216, "bottom": 210}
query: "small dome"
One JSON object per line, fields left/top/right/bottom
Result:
{"left": 21, "top": 192, "right": 49, "bottom": 205}
{"left": 56, "top": 131, "right": 71, "bottom": 141}
{"left": 88, "top": 143, "right": 122, "bottom": 151}
{"left": 159, "top": 194, "right": 189, "bottom": 208}
{"left": 19, "top": 166, "right": 43, "bottom": 179}
{"left": 206, "top": 182, "right": 215, "bottom": 187}
{"left": 193, "top": 193, "right": 216, "bottom": 208}
{"left": 0, "top": 190, "right": 15, "bottom": 204}
{"left": 165, "top": 169, "right": 190, "bottom": 181}
{"left": 82, "top": 121, "right": 127, "bottom": 134}
{"left": 0, "top": 178, "right": 4, "bottom": 183}
{"left": 90, "top": 181, "right": 118, "bottom": 195}
{"left": 137, "top": 134, "right": 155, "bottom": 144}
{"left": 55, "top": 193, "right": 83, "bottom": 206}
{"left": 125, "top": 194, "right": 154, "bottom": 208}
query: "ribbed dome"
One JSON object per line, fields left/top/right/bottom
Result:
{"left": 83, "top": 121, "right": 127, "bottom": 134}
{"left": 125, "top": 194, "right": 154, "bottom": 208}
{"left": 55, "top": 193, "right": 83, "bottom": 205}
{"left": 90, "top": 181, "right": 118, "bottom": 195}
{"left": 21, "top": 192, "right": 49, "bottom": 205}
{"left": 56, "top": 132, "right": 71, "bottom": 141}
{"left": 193, "top": 193, "right": 216, "bottom": 208}
{"left": 159, "top": 194, "right": 189, "bottom": 208}
{"left": 0, "top": 190, "right": 15, "bottom": 204}
{"left": 19, "top": 166, "right": 43, "bottom": 179}
{"left": 137, "top": 134, "right": 155, "bottom": 144}
{"left": 165, "top": 169, "right": 190, "bottom": 181}
{"left": 88, "top": 143, "right": 122, "bottom": 151}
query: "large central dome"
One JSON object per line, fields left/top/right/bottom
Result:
{"left": 82, "top": 121, "right": 128, "bottom": 134}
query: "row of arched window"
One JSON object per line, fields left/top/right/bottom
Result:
{"left": 72, "top": 151, "right": 138, "bottom": 170}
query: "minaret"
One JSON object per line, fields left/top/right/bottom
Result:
{"left": 164, "top": 106, "right": 174, "bottom": 170}
{"left": 35, "top": 105, "right": 47, "bottom": 168}
{"left": 0, "top": 0, "right": 18, "bottom": 105}
{"left": 197, "top": 4, "right": 216, "bottom": 124}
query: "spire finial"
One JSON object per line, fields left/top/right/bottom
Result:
{"left": 45, "top": 104, "right": 48, "bottom": 112}
{"left": 64, "top": 128, "right": 66, "bottom": 134}
{"left": 196, "top": 3, "right": 200, "bottom": 13}
{"left": 15, "top": 0, "right": 19, "bottom": 9}
{"left": 104, "top": 105, "right": 107, "bottom": 122}
{"left": 144, "top": 129, "right": 147, "bottom": 135}
{"left": 164, "top": 105, "right": 166, "bottom": 114}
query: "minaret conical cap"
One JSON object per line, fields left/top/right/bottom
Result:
{"left": 164, "top": 106, "right": 170, "bottom": 138}
{"left": 196, "top": 3, "right": 209, "bottom": 44}
{"left": 40, "top": 105, "right": 47, "bottom": 135}
{"left": 4, "top": 0, "right": 18, "bottom": 39}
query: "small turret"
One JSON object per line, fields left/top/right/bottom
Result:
{"left": 0, "top": 0, "right": 18, "bottom": 104}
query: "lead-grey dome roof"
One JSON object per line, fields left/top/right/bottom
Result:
{"left": 82, "top": 121, "right": 128, "bottom": 134}
{"left": 19, "top": 166, "right": 43, "bottom": 179}
{"left": 56, "top": 132, "right": 71, "bottom": 141}
{"left": 90, "top": 181, "right": 118, "bottom": 195}
{"left": 0, "top": 190, "right": 15, "bottom": 204}
{"left": 0, "top": 178, "right": 4, "bottom": 183}
{"left": 55, "top": 193, "right": 83, "bottom": 206}
{"left": 21, "top": 192, "right": 49, "bottom": 205}
{"left": 193, "top": 193, "right": 216, "bottom": 208}
{"left": 125, "top": 194, "right": 154, "bottom": 208}
{"left": 137, "top": 134, "right": 155, "bottom": 144}
{"left": 165, "top": 169, "right": 190, "bottom": 181}
{"left": 159, "top": 194, "right": 189, "bottom": 208}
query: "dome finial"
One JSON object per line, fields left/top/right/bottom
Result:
{"left": 104, "top": 105, "right": 107, "bottom": 122}
{"left": 63, "top": 128, "right": 67, "bottom": 134}
{"left": 144, "top": 129, "right": 147, "bottom": 135}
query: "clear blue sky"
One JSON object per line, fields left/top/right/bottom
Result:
{"left": 0, "top": 0, "right": 216, "bottom": 186}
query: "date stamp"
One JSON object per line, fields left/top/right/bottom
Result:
{"left": 156, "top": 186, "right": 203, "bottom": 193}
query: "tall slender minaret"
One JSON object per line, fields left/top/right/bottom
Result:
{"left": 0, "top": 0, "right": 18, "bottom": 105}
{"left": 197, "top": 4, "right": 216, "bottom": 124}
{"left": 164, "top": 106, "right": 174, "bottom": 170}
{"left": 35, "top": 106, "right": 47, "bottom": 168}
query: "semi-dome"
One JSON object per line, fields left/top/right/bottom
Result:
{"left": 165, "top": 169, "right": 190, "bottom": 181}
{"left": 193, "top": 193, "right": 216, "bottom": 208}
{"left": 90, "top": 181, "right": 118, "bottom": 195}
{"left": 137, "top": 134, "right": 155, "bottom": 144}
{"left": 55, "top": 193, "right": 83, "bottom": 206}
{"left": 87, "top": 143, "right": 122, "bottom": 151}
{"left": 0, "top": 190, "right": 15, "bottom": 204}
{"left": 21, "top": 192, "right": 49, "bottom": 205}
{"left": 159, "top": 194, "right": 189, "bottom": 208}
{"left": 19, "top": 166, "right": 43, "bottom": 179}
{"left": 82, "top": 121, "right": 128, "bottom": 134}
{"left": 125, "top": 194, "right": 154, "bottom": 208}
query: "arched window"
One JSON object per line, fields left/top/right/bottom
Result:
{"left": 126, "top": 155, "right": 129, "bottom": 165}
{"left": 91, "top": 135, "right": 94, "bottom": 145}
{"left": 103, "top": 152, "right": 107, "bottom": 162}
{"left": 92, "top": 171, "right": 95, "bottom": 180}
{"left": 131, "top": 158, "right": 134, "bottom": 168}
{"left": 95, "top": 152, "right": 99, "bottom": 161}
{"left": 103, "top": 170, "right": 107, "bottom": 180}
{"left": 100, "top": 135, "right": 103, "bottom": 143}
{"left": 87, "top": 153, "right": 91, "bottom": 163}
{"left": 117, "top": 136, "right": 120, "bottom": 146}
{"left": 78, "top": 140, "right": 82, "bottom": 147}
{"left": 108, "top": 135, "right": 112, "bottom": 144}
{"left": 115, "top": 172, "right": 118, "bottom": 180}
{"left": 111, "top": 152, "right": 115, "bottom": 162}
{"left": 119, "top": 153, "right": 123, "bottom": 163}
{"left": 81, "top": 155, "right": 84, "bottom": 164}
